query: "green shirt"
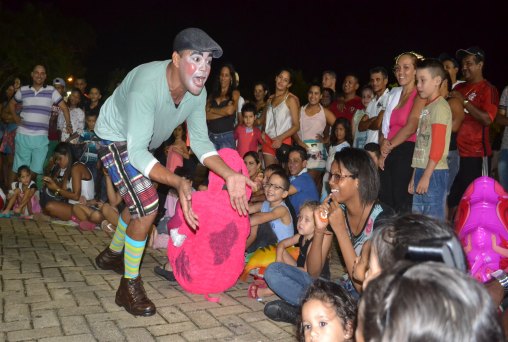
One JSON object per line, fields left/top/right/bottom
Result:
{"left": 412, "top": 96, "right": 452, "bottom": 170}
{"left": 95, "top": 60, "right": 216, "bottom": 177}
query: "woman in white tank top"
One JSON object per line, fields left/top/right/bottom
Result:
{"left": 260, "top": 69, "right": 300, "bottom": 167}
{"left": 42, "top": 142, "right": 95, "bottom": 221}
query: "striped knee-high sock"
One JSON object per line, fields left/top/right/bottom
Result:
{"left": 109, "top": 216, "right": 127, "bottom": 253}
{"left": 124, "top": 235, "right": 146, "bottom": 279}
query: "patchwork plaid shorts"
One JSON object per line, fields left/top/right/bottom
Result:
{"left": 98, "top": 141, "right": 158, "bottom": 219}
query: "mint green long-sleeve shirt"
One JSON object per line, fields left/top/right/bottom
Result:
{"left": 95, "top": 60, "right": 217, "bottom": 177}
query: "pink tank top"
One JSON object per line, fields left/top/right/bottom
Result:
{"left": 387, "top": 89, "right": 418, "bottom": 142}
{"left": 299, "top": 104, "right": 326, "bottom": 141}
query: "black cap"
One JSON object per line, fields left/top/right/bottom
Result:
{"left": 456, "top": 46, "right": 485, "bottom": 62}
{"left": 173, "top": 28, "right": 223, "bottom": 58}
{"left": 438, "top": 53, "right": 459, "bottom": 68}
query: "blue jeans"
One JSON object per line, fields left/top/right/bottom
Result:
{"left": 498, "top": 149, "right": 508, "bottom": 191}
{"left": 264, "top": 262, "right": 314, "bottom": 306}
{"left": 208, "top": 131, "right": 235, "bottom": 150}
{"left": 447, "top": 150, "right": 460, "bottom": 194}
{"left": 412, "top": 168, "right": 448, "bottom": 220}
{"left": 264, "top": 262, "right": 359, "bottom": 306}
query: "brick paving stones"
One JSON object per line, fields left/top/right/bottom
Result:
{"left": 1, "top": 217, "right": 344, "bottom": 341}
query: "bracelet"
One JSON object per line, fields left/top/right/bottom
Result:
{"left": 55, "top": 188, "right": 61, "bottom": 196}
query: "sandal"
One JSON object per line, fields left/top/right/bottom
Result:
{"left": 79, "top": 220, "right": 97, "bottom": 231}
{"left": 248, "top": 279, "right": 267, "bottom": 300}
{"left": 154, "top": 264, "right": 176, "bottom": 281}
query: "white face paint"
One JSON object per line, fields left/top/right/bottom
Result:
{"left": 178, "top": 50, "right": 212, "bottom": 95}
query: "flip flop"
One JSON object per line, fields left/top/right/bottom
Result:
{"left": 0, "top": 212, "right": 12, "bottom": 218}
{"left": 154, "top": 264, "right": 176, "bottom": 281}
{"left": 79, "top": 220, "right": 97, "bottom": 231}
{"left": 248, "top": 279, "right": 267, "bottom": 299}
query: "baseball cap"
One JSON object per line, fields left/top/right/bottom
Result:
{"left": 53, "top": 77, "right": 66, "bottom": 87}
{"left": 173, "top": 27, "right": 223, "bottom": 58}
{"left": 456, "top": 46, "right": 485, "bottom": 62}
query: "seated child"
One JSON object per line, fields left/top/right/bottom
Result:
{"left": 1, "top": 165, "right": 41, "bottom": 217}
{"left": 299, "top": 279, "right": 356, "bottom": 342}
{"left": 252, "top": 201, "right": 332, "bottom": 307}
{"left": 246, "top": 170, "right": 293, "bottom": 253}
{"left": 287, "top": 146, "right": 319, "bottom": 216}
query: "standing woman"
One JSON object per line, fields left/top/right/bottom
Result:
{"left": 253, "top": 82, "right": 270, "bottom": 122}
{"left": 293, "top": 83, "right": 336, "bottom": 189}
{"left": 379, "top": 52, "right": 426, "bottom": 213}
{"left": 206, "top": 64, "right": 240, "bottom": 150}
{"left": 261, "top": 69, "right": 300, "bottom": 167}
{"left": 42, "top": 142, "right": 94, "bottom": 221}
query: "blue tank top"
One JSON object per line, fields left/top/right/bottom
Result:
{"left": 261, "top": 201, "right": 293, "bottom": 241}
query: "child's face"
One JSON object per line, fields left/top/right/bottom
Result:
{"left": 352, "top": 240, "right": 371, "bottom": 287}
{"left": 361, "top": 89, "right": 374, "bottom": 108}
{"left": 335, "top": 124, "right": 346, "bottom": 143}
{"left": 89, "top": 87, "right": 102, "bottom": 102}
{"left": 243, "top": 111, "right": 255, "bottom": 128}
{"left": 297, "top": 206, "right": 315, "bottom": 236}
{"left": 264, "top": 174, "right": 287, "bottom": 202}
{"left": 302, "top": 299, "right": 351, "bottom": 342}
{"left": 19, "top": 170, "right": 31, "bottom": 185}
{"left": 86, "top": 116, "right": 97, "bottom": 130}
{"left": 416, "top": 68, "right": 441, "bottom": 100}
{"left": 288, "top": 151, "right": 306, "bottom": 176}
{"left": 363, "top": 244, "right": 382, "bottom": 291}
{"left": 244, "top": 155, "right": 259, "bottom": 178}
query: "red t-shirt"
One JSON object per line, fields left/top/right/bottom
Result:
{"left": 456, "top": 80, "right": 499, "bottom": 157}
{"left": 329, "top": 96, "right": 364, "bottom": 122}
{"left": 234, "top": 125, "right": 263, "bottom": 158}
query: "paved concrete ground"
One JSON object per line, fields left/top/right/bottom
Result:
{"left": 0, "top": 217, "right": 343, "bottom": 341}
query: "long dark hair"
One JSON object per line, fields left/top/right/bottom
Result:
{"left": 52, "top": 142, "right": 76, "bottom": 184}
{"left": 330, "top": 118, "right": 353, "bottom": 146}
{"left": 210, "top": 63, "right": 237, "bottom": 100}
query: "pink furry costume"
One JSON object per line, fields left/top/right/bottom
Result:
{"left": 167, "top": 148, "right": 252, "bottom": 300}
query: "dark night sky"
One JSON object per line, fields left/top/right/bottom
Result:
{"left": 6, "top": 0, "right": 508, "bottom": 95}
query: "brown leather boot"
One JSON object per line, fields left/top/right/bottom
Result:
{"left": 95, "top": 247, "right": 124, "bottom": 274}
{"left": 115, "top": 276, "right": 156, "bottom": 316}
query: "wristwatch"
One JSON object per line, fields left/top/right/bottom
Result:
{"left": 491, "top": 269, "right": 508, "bottom": 294}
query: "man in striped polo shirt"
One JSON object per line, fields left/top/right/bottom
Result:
{"left": 8, "top": 65, "right": 71, "bottom": 180}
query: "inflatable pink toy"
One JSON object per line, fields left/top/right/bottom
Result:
{"left": 455, "top": 176, "right": 508, "bottom": 282}
{"left": 167, "top": 148, "right": 252, "bottom": 301}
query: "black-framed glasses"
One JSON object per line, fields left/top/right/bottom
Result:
{"left": 263, "top": 183, "right": 286, "bottom": 191}
{"left": 329, "top": 173, "right": 356, "bottom": 182}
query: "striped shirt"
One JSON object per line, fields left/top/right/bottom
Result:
{"left": 14, "top": 85, "right": 63, "bottom": 136}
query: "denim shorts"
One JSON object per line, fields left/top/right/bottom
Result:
{"left": 412, "top": 168, "right": 448, "bottom": 220}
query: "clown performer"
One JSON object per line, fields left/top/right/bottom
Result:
{"left": 94, "top": 28, "right": 255, "bottom": 317}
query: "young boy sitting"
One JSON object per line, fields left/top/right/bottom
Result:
{"left": 246, "top": 171, "right": 293, "bottom": 253}
{"left": 287, "top": 146, "right": 319, "bottom": 216}
{"left": 409, "top": 59, "right": 452, "bottom": 220}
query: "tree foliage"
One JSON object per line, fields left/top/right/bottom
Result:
{"left": 0, "top": 2, "right": 95, "bottom": 89}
